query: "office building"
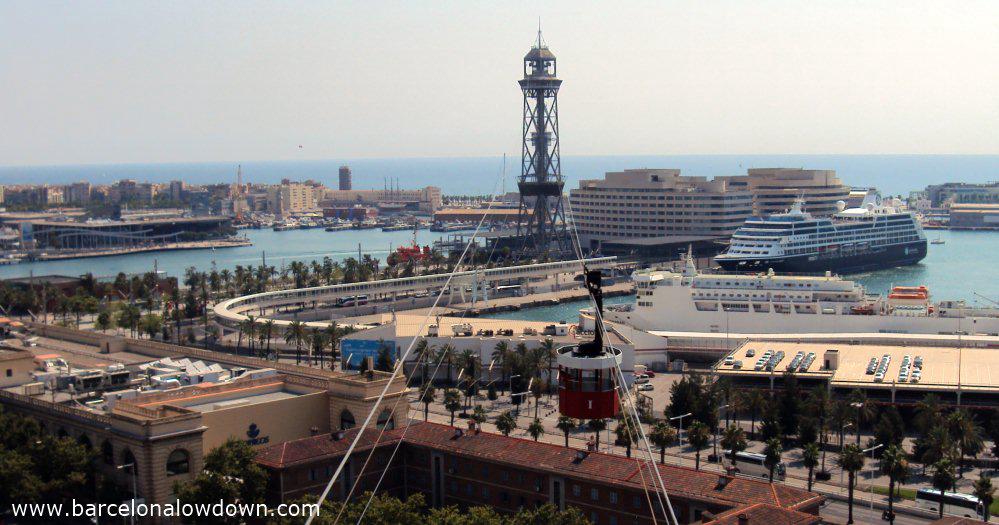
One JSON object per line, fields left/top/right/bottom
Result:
{"left": 64, "top": 181, "right": 92, "bottom": 205}
{"left": 569, "top": 169, "right": 754, "bottom": 249}
{"left": 339, "top": 165, "right": 352, "bottom": 191}
{"left": 721, "top": 168, "right": 851, "bottom": 218}
{"left": 323, "top": 186, "right": 443, "bottom": 214}
{"left": 268, "top": 182, "right": 322, "bottom": 215}
{"left": 925, "top": 182, "right": 999, "bottom": 207}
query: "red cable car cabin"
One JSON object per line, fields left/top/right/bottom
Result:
{"left": 557, "top": 344, "right": 622, "bottom": 420}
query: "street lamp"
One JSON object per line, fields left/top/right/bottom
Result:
{"left": 713, "top": 404, "right": 730, "bottom": 462}
{"left": 863, "top": 443, "right": 884, "bottom": 510}
{"left": 117, "top": 462, "right": 138, "bottom": 525}
{"left": 669, "top": 413, "right": 692, "bottom": 447}
{"left": 850, "top": 402, "right": 863, "bottom": 445}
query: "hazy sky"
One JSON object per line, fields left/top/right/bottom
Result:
{"left": 2, "top": 1, "right": 997, "bottom": 166}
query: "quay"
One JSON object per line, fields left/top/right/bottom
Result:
{"left": 27, "top": 237, "right": 252, "bottom": 261}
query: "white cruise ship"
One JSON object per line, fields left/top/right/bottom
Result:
{"left": 714, "top": 195, "right": 927, "bottom": 274}
{"left": 604, "top": 251, "right": 999, "bottom": 336}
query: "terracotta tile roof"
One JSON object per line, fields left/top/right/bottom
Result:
{"left": 257, "top": 421, "right": 822, "bottom": 513}
{"left": 255, "top": 426, "right": 406, "bottom": 469}
{"left": 705, "top": 503, "right": 822, "bottom": 525}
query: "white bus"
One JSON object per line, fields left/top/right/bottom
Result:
{"left": 914, "top": 488, "right": 985, "bottom": 519}
{"left": 494, "top": 284, "right": 524, "bottom": 297}
{"left": 335, "top": 295, "right": 369, "bottom": 307}
{"left": 723, "top": 451, "right": 786, "bottom": 481}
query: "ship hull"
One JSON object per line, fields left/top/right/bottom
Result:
{"left": 716, "top": 240, "right": 926, "bottom": 274}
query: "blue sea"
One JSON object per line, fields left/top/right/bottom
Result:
{"left": 2, "top": 154, "right": 998, "bottom": 197}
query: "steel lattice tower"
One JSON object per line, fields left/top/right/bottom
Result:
{"left": 515, "top": 31, "right": 569, "bottom": 258}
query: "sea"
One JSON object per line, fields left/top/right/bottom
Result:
{"left": 2, "top": 154, "right": 998, "bottom": 197}
{"left": 1, "top": 154, "right": 998, "bottom": 317}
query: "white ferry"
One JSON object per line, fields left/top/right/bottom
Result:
{"left": 605, "top": 251, "right": 999, "bottom": 336}
{"left": 715, "top": 195, "right": 926, "bottom": 274}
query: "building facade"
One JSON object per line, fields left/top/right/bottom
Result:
{"left": 268, "top": 182, "right": 322, "bottom": 215}
{"left": 323, "top": 186, "right": 443, "bottom": 213}
{"left": 569, "top": 169, "right": 754, "bottom": 248}
{"left": 721, "top": 168, "right": 850, "bottom": 218}
{"left": 339, "top": 166, "right": 352, "bottom": 191}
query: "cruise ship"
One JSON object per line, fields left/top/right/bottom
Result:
{"left": 604, "top": 251, "right": 999, "bottom": 335}
{"left": 714, "top": 195, "right": 927, "bottom": 274}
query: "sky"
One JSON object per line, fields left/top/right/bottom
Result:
{"left": 1, "top": 1, "right": 997, "bottom": 167}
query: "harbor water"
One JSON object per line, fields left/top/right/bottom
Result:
{"left": 1, "top": 228, "right": 995, "bottom": 318}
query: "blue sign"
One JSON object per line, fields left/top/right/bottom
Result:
{"left": 245, "top": 423, "right": 269, "bottom": 445}
{"left": 341, "top": 339, "right": 396, "bottom": 368}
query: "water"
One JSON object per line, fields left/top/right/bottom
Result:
{"left": 2, "top": 155, "right": 998, "bottom": 197}
{"left": 480, "top": 294, "right": 633, "bottom": 322}
{"left": 2, "top": 227, "right": 996, "bottom": 309}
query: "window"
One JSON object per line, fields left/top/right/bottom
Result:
{"left": 166, "top": 449, "right": 190, "bottom": 476}
{"left": 465, "top": 484, "right": 474, "bottom": 496}
{"left": 101, "top": 440, "right": 114, "bottom": 465}
{"left": 590, "top": 488, "right": 599, "bottom": 501}
{"left": 572, "top": 484, "right": 581, "bottom": 497}
{"left": 309, "top": 469, "right": 318, "bottom": 481}
{"left": 591, "top": 512, "right": 599, "bottom": 524}
{"left": 340, "top": 409, "right": 356, "bottom": 430}
{"left": 376, "top": 409, "right": 394, "bottom": 430}
{"left": 121, "top": 449, "right": 136, "bottom": 474}
{"left": 501, "top": 492, "right": 510, "bottom": 503}
{"left": 633, "top": 495, "right": 642, "bottom": 508}
{"left": 609, "top": 517, "right": 618, "bottom": 525}
{"left": 482, "top": 487, "right": 490, "bottom": 499}
{"left": 5, "top": 368, "right": 11, "bottom": 377}
{"left": 609, "top": 492, "right": 618, "bottom": 504}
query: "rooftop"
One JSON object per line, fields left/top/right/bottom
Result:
{"left": 257, "top": 421, "right": 822, "bottom": 514}
{"left": 391, "top": 314, "right": 628, "bottom": 346}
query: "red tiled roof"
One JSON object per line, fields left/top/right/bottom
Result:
{"left": 705, "top": 503, "right": 822, "bottom": 525}
{"left": 257, "top": 421, "right": 822, "bottom": 513}
{"left": 255, "top": 426, "right": 406, "bottom": 469}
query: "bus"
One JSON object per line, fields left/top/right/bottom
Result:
{"left": 335, "top": 295, "right": 369, "bottom": 307}
{"left": 915, "top": 489, "right": 985, "bottom": 519}
{"left": 722, "top": 451, "right": 786, "bottom": 481}
{"left": 494, "top": 284, "right": 524, "bottom": 297}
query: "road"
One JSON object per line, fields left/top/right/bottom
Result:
{"left": 820, "top": 498, "right": 938, "bottom": 525}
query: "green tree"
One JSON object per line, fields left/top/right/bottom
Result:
{"left": 471, "top": 405, "right": 488, "bottom": 428}
{"left": 650, "top": 420, "right": 678, "bottom": 465}
{"left": 802, "top": 441, "right": 820, "bottom": 492}
{"left": 139, "top": 313, "right": 163, "bottom": 339}
{"left": 284, "top": 319, "right": 307, "bottom": 365}
{"left": 587, "top": 418, "right": 607, "bottom": 450}
{"left": 614, "top": 416, "right": 634, "bottom": 458}
{"left": 495, "top": 411, "right": 516, "bottom": 437}
{"left": 839, "top": 443, "right": 866, "bottom": 524}
{"left": 930, "top": 458, "right": 957, "bottom": 519}
{"left": 973, "top": 474, "right": 995, "bottom": 523}
{"left": 687, "top": 421, "right": 711, "bottom": 471}
{"left": 443, "top": 388, "right": 462, "bottom": 426}
{"left": 375, "top": 340, "right": 395, "bottom": 372}
{"left": 420, "top": 385, "right": 437, "bottom": 422}
{"left": 948, "top": 409, "right": 983, "bottom": 478}
{"left": 556, "top": 416, "right": 577, "bottom": 448}
{"left": 880, "top": 444, "right": 910, "bottom": 525}
{"left": 721, "top": 425, "right": 747, "bottom": 468}
{"left": 528, "top": 418, "right": 545, "bottom": 442}
{"left": 763, "top": 437, "right": 783, "bottom": 483}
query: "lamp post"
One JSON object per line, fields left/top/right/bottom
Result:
{"left": 713, "top": 404, "right": 730, "bottom": 463}
{"left": 670, "top": 412, "right": 692, "bottom": 448}
{"left": 117, "top": 462, "right": 138, "bottom": 525}
{"left": 850, "top": 401, "right": 864, "bottom": 445}
{"left": 863, "top": 443, "right": 883, "bottom": 510}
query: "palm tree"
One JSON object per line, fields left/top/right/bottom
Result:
{"left": 243, "top": 315, "right": 258, "bottom": 356}
{"left": 830, "top": 399, "right": 852, "bottom": 451}
{"left": 437, "top": 344, "right": 455, "bottom": 386}
{"left": 973, "top": 474, "right": 994, "bottom": 523}
{"left": 614, "top": 417, "right": 634, "bottom": 458}
{"left": 443, "top": 388, "right": 461, "bottom": 426}
{"left": 556, "top": 416, "right": 577, "bottom": 448}
{"left": 763, "top": 437, "right": 783, "bottom": 483}
{"left": 414, "top": 339, "right": 434, "bottom": 386}
{"left": 808, "top": 386, "right": 831, "bottom": 472}
{"left": 324, "top": 321, "right": 342, "bottom": 369}
{"left": 471, "top": 405, "right": 487, "bottom": 428}
{"left": 688, "top": 421, "right": 711, "bottom": 471}
{"left": 494, "top": 341, "right": 512, "bottom": 395}
{"left": 721, "top": 425, "right": 747, "bottom": 468}
{"left": 284, "top": 320, "right": 306, "bottom": 365}
{"left": 802, "top": 442, "right": 820, "bottom": 492}
{"left": 539, "top": 338, "right": 557, "bottom": 398}
{"left": 261, "top": 319, "right": 275, "bottom": 359}
{"left": 746, "top": 389, "right": 766, "bottom": 440}
{"left": 880, "top": 444, "right": 909, "bottom": 525}
{"left": 650, "top": 421, "right": 678, "bottom": 465}
{"left": 949, "top": 409, "right": 983, "bottom": 478}
{"left": 528, "top": 419, "right": 545, "bottom": 442}
{"left": 495, "top": 411, "right": 516, "bottom": 437}
{"left": 420, "top": 385, "right": 437, "bottom": 421}
{"left": 931, "top": 458, "right": 957, "bottom": 519}
{"left": 839, "top": 443, "right": 866, "bottom": 524}
{"left": 849, "top": 390, "right": 875, "bottom": 445}
{"left": 587, "top": 419, "right": 607, "bottom": 450}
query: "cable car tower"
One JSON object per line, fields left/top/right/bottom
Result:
{"left": 557, "top": 268, "right": 622, "bottom": 420}
{"left": 515, "top": 30, "right": 569, "bottom": 258}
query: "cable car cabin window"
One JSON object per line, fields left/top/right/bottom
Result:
{"left": 579, "top": 369, "right": 614, "bottom": 392}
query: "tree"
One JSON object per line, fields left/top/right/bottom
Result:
{"left": 687, "top": 421, "right": 711, "bottom": 471}
{"left": 721, "top": 425, "right": 747, "bottom": 468}
{"left": 375, "top": 340, "right": 395, "bottom": 372}
{"left": 650, "top": 421, "right": 678, "bottom": 465}
{"left": 931, "top": 458, "right": 957, "bottom": 519}
{"left": 172, "top": 439, "right": 267, "bottom": 525}
{"left": 614, "top": 417, "right": 634, "bottom": 458}
{"left": 414, "top": 339, "right": 434, "bottom": 387}
{"left": 763, "top": 437, "right": 783, "bottom": 483}
{"left": 745, "top": 389, "right": 766, "bottom": 440}
{"left": 973, "top": 474, "right": 995, "bottom": 523}
{"left": 284, "top": 319, "right": 307, "bottom": 365}
{"left": 777, "top": 371, "right": 802, "bottom": 437}
{"left": 139, "top": 313, "right": 163, "bottom": 339}
{"left": 495, "top": 411, "right": 516, "bottom": 437}
{"left": 94, "top": 308, "right": 114, "bottom": 332}
{"left": 420, "top": 385, "right": 437, "bottom": 422}
{"left": 437, "top": 344, "right": 455, "bottom": 386}
{"left": 880, "top": 444, "right": 909, "bottom": 525}
{"left": 528, "top": 419, "right": 545, "bottom": 442}
{"left": 838, "top": 443, "right": 866, "bottom": 524}
{"left": 802, "top": 442, "right": 820, "bottom": 492}
{"left": 949, "top": 409, "right": 983, "bottom": 478}
{"left": 443, "top": 389, "right": 462, "bottom": 426}
{"left": 874, "top": 406, "right": 906, "bottom": 449}
{"left": 494, "top": 341, "right": 513, "bottom": 395}
{"left": 471, "top": 405, "right": 488, "bottom": 428}
{"left": 587, "top": 419, "right": 607, "bottom": 450}
{"left": 556, "top": 416, "right": 577, "bottom": 448}
{"left": 261, "top": 319, "right": 275, "bottom": 358}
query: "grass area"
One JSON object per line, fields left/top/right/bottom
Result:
{"left": 872, "top": 486, "right": 999, "bottom": 516}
